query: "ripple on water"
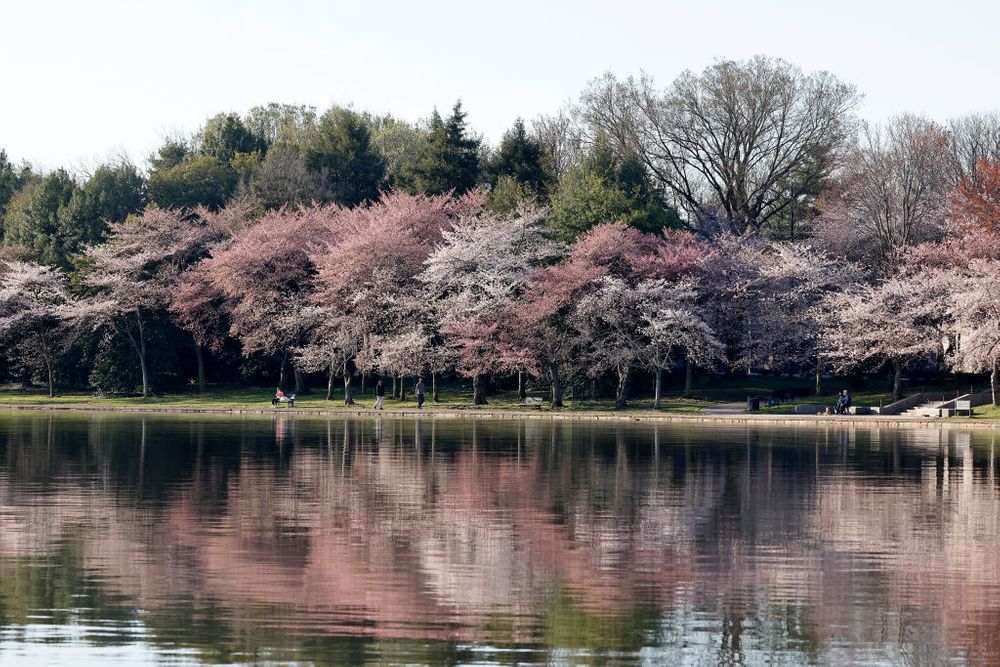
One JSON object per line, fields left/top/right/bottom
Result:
{"left": 0, "top": 414, "right": 998, "bottom": 663}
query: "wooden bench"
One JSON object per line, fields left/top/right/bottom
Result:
{"left": 956, "top": 399, "right": 972, "bottom": 417}
{"left": 521, "top": 396, "right": 544, "bottom": 409}
{"left": 271, "top": 394, "right": 296, "bottom": 408}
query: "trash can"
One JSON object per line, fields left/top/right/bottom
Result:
{"left": 746, "top": 396, "right": 760, "bottom": 412}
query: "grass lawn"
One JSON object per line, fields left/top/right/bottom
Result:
{"left": 0, "top": 376, "right": 987, "bottom": 416}
{"left": 0, "top": 384, "right": 718, "bottom": 413}
{"left": 972, "top": 404, "right": 1000, "bottom": 419}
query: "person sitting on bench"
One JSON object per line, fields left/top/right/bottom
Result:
{"left": 835, "top": 390, "right": 852, "bottom": 415}
{"left": 272, "top": 388, "right": 295, "bottom": 407}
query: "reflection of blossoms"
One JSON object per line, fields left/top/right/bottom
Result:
{"left": 0, "top": 419, "right": 999, "bottom": 660}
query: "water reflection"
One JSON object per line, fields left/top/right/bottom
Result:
{"left": 0, "top": 414, "right": 999, "bottom": 663}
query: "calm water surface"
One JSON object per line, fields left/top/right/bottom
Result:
{"left": 0, "top": 413, "right": 998, "bottom": 665}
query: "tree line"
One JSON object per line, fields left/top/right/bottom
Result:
{"left": 2, "top": 55, "right": 1000, "bottom": 406}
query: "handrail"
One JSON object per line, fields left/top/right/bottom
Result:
{"left": 879, "top": 391, "right": 956, "bottom": 416}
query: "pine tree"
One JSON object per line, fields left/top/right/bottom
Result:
{"left": 417, "top": 101, "right": 481, "bottom": 195}
{"left": 488, "top": 118, "right": 547, "bottom": 196}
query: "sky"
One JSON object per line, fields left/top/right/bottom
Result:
{"left": 2, "top": 0, "right": 999, "bottom": 172}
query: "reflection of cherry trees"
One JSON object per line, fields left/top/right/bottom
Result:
{"left": 2, "top": 417, "right": 1000, "bottom": 661}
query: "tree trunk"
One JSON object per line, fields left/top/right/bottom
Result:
{"left": 654, "top": 368, "right": 662, "bottom": 409}
{"left": 615, "top": 363, "right": 631, "bottom": 410}
{"left": 46, "top": 360, "right": 54, "bottom": 398}
{"left": 591, "top": 379, "right": 597, "bottom": 400}
{"left": 361, "top": 372, "right": 366, "bottom": 395}
{"left": 294, "top": 368, "right": 306, "bottom": 395}
{"left": 892, "top": 359, "right": 903, "bottom": 402}
{"left": 432, "top": 372, "right": 439, "bottom": 402}
{"left": 343, "top": 372, "right": 354, "bottom": 405}
{"left": 400, "top": 376, "right": 407, "bottom": 401}
{"left": 992, "top": 361, "right": 998, "bottom": 407}
{"left": 550, "top": 364, "right": 563, "bottom": 408}
{"left": 684, "top": 357, "right": 694, "bottom": 398}
{"left": 518, "top": 371, "right": 526, "bottom": 400}
{"left": 815, "top": 360, "right": 822, "bottom": 396}
{"left": 278, "top": 349, "right": 289, "bottom": 391}
{"left": 473, "top": 374, "right": 487, "bottom": 405}
{"left": 195, "top": 344, "right": 206, "bottom": 393}
{"left": 137, "top": 315, "right": 150, "bottom": 398}
{"left": 326, "top": 365, "right": 335, "bottom": 401}
{"left": 392, "top": 374, "right": 398, "bottom": 400}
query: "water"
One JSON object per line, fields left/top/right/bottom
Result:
{"left": 0, "top": 413, "right": 999, "bottom": 665}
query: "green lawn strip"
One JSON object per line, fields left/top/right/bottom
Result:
{"left": 0, "top": 378, "right": 986, "bottom": 416}
{"left": 972, "top": 405, "right": 1000, "bottom": 420}
{"left": 0, "top": 384, "right": 723, "bottom": 413}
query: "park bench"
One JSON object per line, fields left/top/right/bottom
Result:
{"left": 271, "top": 394, "right": 296, "bottom": 408}
{"left": 955, "top": 399, "right": 972, "bottom": 417}
{"left": 521, "top": 396, "right": 544, "bottom": 409}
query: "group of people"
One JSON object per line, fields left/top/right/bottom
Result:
{"left": 374, "top": 378, "right": 427, "bottom": 410}
{"left": 835, "top": 389, "right": 852, "bottom": 414}
{"left": 817, "top": 390, "right": 852, "bottom": 415}
{"left": 275, "top": 378, "right": 427, "bottom": 410}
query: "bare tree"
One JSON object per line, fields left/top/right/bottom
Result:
{"left": 532, "top": 107, "right": 584, "bottom": 183}
{"left": 578, "top": 56, "right": 859, "bottom": 236}
{"left": 949, "top": 112, "right": 1000, "bottom": 179}
{"left": 813, "top": 116, "right": 955, "bottom": 267}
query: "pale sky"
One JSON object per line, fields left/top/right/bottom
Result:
{"left": 3, "top": 0, "right": 999, "bottom": 172}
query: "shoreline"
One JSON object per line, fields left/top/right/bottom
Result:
{"left": 4, "top": 402, "right": 1000, "bottom": 430}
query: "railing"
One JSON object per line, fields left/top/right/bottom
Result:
{"left": 936, "top": 390, "right": 993, "bottom": 411}
{"left": 878, "top": 392, "right": 958, "bottom": 416}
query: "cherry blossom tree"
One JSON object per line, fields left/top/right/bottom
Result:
{"left": 502, "top": 256, "right": 596, "bottom": 408}
{"left": 80, "top": 207, "right": 238, "bottom": 397}
{"left": 293, "top": 306, "right": 365, "bottom": 402}
{"left": 310, "top": 191, "right": 479, "bottom": 402}
{"left": 0, "top": 261, "right": 79, "bottom": 397}
{"left": 508, "top": 223, "right": 715, "bottom": 409}
{"left": 575, "top": 224, "right": 719, "bottom": 407}
{"left": 818, "top": 268, "right": 948, "bottom": 401}
{"left": 420, "top": 203, "right": 557, "bottom": 404}
{"left": 201, "top": 205, "right": 330, "bottom": 393}
{"left": 685, "top": 233, "right": 759, "bottom": 379}
{"left": 573, "top": 275, "right": 722, "bottom": 410}
{"left": 166, "top": 203, "right": 255, "bottom": 391}
{"left": 636, "top": 281, "right": 723, "bottom": 408}
{"left": 947, "top": 259, "right": 1000, "bottom": 405}
{"left": 742, "top": 242, "right": 860, "bottom": 393}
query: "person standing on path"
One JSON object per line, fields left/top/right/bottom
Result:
{"left": 374, "top": 380, "right": 385, "bottom": 410}
{"left": 416, "top": 377, "right": 426, "bottom": 410}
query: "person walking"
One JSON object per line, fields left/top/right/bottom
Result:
{"left": 416, "top": 377, "right": 426, "bottom": 410}
{"left": 374, "top": 379, "right": 385, "bottom": 410}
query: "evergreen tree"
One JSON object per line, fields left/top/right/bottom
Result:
{"left": 197, "top": 113, "right": 264, "bottom": 164}
{"left": 417, "top": 101, "right": 481, "bottom": 195}
{"left": 548, "top": 138, "right": 680, "bottom": 241}
{"left": 59, "top": 161, "right": 147, "bottom": 249}
{"left": 305, "top": 107, "right": 386, "bottom": 207}
{"left": 0, "top": 150, "right": 35, "bottom": 224}
{"left": 148, "top": 156, "right": 237, "bottom": 210}
{"left": 2, "top": 169, "right": 79, "bottom": 265}
{"left": 370, "top": 115, "right": 429, "bottom": 194}
{"left": 488, "top": 118, "right": 547, "bottom": 196}
{"left": 149, "top": 138, "right": 189, "bottom": 171}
